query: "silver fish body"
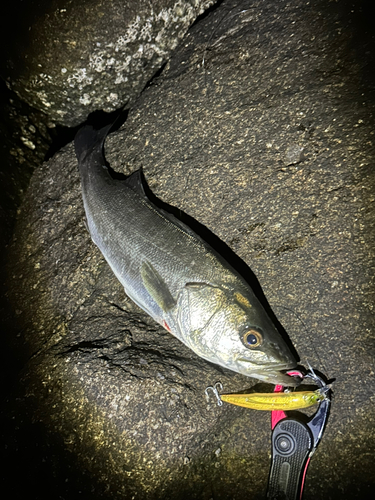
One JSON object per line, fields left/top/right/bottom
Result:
{"left": 75, "top": 125, "right": 299, "bottom": 386}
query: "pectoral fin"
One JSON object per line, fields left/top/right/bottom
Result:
{"left": 141, "top": 261, "right": 176, "bottom": 312}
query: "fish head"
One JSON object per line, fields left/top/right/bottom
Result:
{"left": 177, "top": 283, "right": 300, "bottom": 387}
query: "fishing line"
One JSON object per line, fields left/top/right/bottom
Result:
{"left": 189, "top": 3, "right": 330, "bottom": 383}
{"left": 274, "top": 303, "right": 329, "bottom": 378}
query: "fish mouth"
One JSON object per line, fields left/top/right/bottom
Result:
{"left": 261, "top": 360, "right": 295, "bottom": 372}
{"left": 248, "top": 367, "right": 302, "bottom": 387}
{"left": 263, "top": 368, "right": 302, "bottom": 387}
{"left": 255, "top": 362, "right": 302, "bottom": 387}
{"left": 248, "top": 353, "right": 296, "bottom": 373}
{"left": 236, "top": 358, "right": 301, "bottom": 387}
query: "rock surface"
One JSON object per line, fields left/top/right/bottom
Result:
{"left": 2, "top": 0, "right": 375, "bottom": 499}
{"left": 1, "top": 0, "right": 215, "bottom": 127}
{"left": 0, "top": 0, "right": 214, "bottom": 296}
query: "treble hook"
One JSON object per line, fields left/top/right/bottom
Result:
{"left": 304, "top": 361, "right": 333, "bottom": 398}
{"left": 205, "top": 381, "right": 223, "bottom": 406}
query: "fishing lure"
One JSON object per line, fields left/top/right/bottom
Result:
{"left": 220, "top": 387, "right": 329, "bottom": 411}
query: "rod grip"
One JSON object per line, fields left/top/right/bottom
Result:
{"left": 267, "top": 418, "right": 312, "bottom": 500}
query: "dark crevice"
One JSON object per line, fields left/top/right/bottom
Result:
{"left": 45, "top": 54, "right": 172, "bottom": 161}
{"left": 190, "top": 0, "right": 227, "bottom": 27}
{"left": 45, "top": 107, "right": 129, "bottom": 160}
{"left": 108, "top": 301, "right": 128, "bottom": 313}
{"left": 142, "top": 61, "right": 168, "bottom": 91}
{"left": 60, "top": 340, "right": 111, "bottom": 354}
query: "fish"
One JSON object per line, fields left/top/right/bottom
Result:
{"left": 220, "top": 388, "right": 328, "bottom": 411}
{"left": 74, "top": 125, "right": 300, "bottom": 386}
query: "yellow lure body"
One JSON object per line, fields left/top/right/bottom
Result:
{"left": 220, "top": 389, "right": 326, "bottom": 411}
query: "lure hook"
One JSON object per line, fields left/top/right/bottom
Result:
{"left": 205, "top": 382, "right": 223, "bottom": 406}
{"left": 304, "top": 361, "right": 333, "bottom": 399}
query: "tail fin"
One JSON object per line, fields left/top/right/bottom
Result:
{"left": 74, "top": 124, "right": 112, "bottom": 163}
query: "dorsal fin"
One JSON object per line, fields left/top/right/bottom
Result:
{"left": 124, "top": 169, "right": 147, "bottom": 198}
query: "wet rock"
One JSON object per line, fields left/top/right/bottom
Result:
{"left": 3, "top": 0, "right": 375, "bottom": 499}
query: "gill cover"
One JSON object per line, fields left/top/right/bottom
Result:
{"left": 176, "top": 282, "right": 262, "bottom": 362}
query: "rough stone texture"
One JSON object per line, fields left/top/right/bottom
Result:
{"left": 0, "top": 82, "right": 51, "bottom": 246}
{"left": 1, "top": 0, "right": 215, "bottom": 127}
{"left": 0, "top": 0, "right": 214, "bottom": 286}
{"left": 2, "top": 0, "right": 375, "bottom": 499}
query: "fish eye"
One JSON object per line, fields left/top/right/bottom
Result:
{"left": 241, "top": 328, "right": 263, "bottom": 349}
